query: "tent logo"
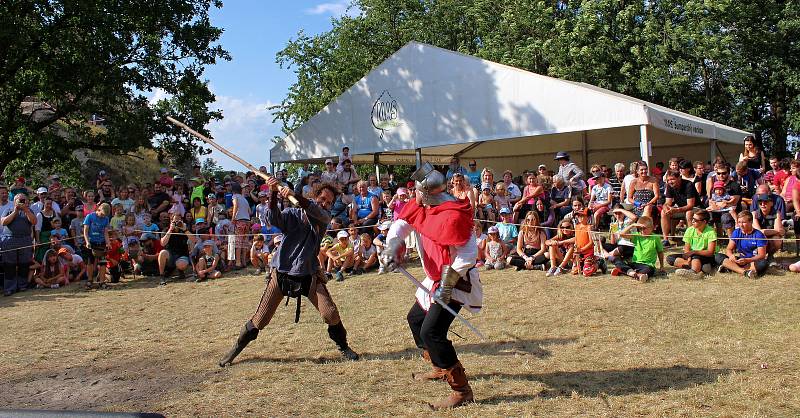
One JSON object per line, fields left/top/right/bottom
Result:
{"left": 371, "top": 90, "right": 402, "bottom": 138}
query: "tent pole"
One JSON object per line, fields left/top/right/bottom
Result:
{"left": 415, "top": 148, "right": 422, "bottom": 169}
{"left": 639, "top": 125, "right": 650, "bottom": 166}
{"left": 709, "top": 139, "right": 717, "bottom": 163}
{"left": 581, "top": 131, "right": 589, "bottom": 172}
{"left": 374, "top": 153, "right": 380, "bottom": 180}
{"left": 270, "top": 162, "right": 275, "bottom": 174}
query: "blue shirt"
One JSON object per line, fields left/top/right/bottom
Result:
{"left": 261, "top": 225, "right": 282, "bottom": 237}
{"left": 224, "top": 192, "right": 233, "bottom": 209}
{"left": 731, "top": 228, "right": 766, "bottom": 258}
{"left": 140, "top": 223, "right": 160, "bottom": 233}
{"left": 82, "top": 212, "right": 109, "bottom": 245}
{"left": 465, "top": 170, "right": 480, "bottom": 187}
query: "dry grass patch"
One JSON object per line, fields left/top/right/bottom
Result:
{"left": 0, "top": 263, "right": 799, "bottom": 417}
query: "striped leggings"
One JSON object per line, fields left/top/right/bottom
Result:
{"left": 251, "top": 269, "right": 342, "bottom": 329}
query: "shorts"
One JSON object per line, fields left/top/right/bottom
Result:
{"left": 85, "top": 243, "right": 107, "bottom": 266}
{"left": 166, "top": 252, "right": 190, "bottom": 270}
{"left": 666, "top": 253, "right": 716, "bottom": 267}
{"left": 234, "top": 220, "right": 250, "bottom": 250}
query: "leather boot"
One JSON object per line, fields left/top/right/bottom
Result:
{"left": 219, "top": 320, "right": 259, "bottom": 367}
{"left": 412, "top": 350, "right": 446, "bottom": 381}
{"left": 327, "top": 322, "right": 360, "bottom": 361}
{"left": 429, "top": 361, "right": 474, "bottom": 410}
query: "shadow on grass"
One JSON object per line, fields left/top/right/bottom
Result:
{"left": 475, "top": 365, "right": 735, "bottom": 403}
{"left": 237, "top": 336, "right": 578, "bottom": 365}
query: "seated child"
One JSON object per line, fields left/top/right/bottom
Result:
{"left": 352, "top": 233, "right": 378, "bottom": 274}
{"left": 612, "top": 215, "right": 664, "bottom": 282}
{"left": 374, "top": 221, "right": 391, "bottom": 274}
{"left": 572, "top": 209, "right": 600, "bottom": 276}
{"left": 325, "top": 230, "right": 354, "bottom": 282}
{"left": 496, "top": 208, "right": 519, "bottom": 249}
{"left": 545, "top": 220, "right": 576, "bottom": 276}
{"left": 250, "top": 234, "right": 270, "bottom": 274}
{"left": 58, "top": 247, "right": 86, "bottom": 283}
{"left": 196, "top": 240, "right": 222, "bottom": 281}
{"left": 35, "top": 249, "right": 67, "bottom": 289}
{"left": 484, "top": 226, "right": 507, "bottom": 270}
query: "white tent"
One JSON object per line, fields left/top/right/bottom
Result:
{"left": 270, "top": 42, "right": 750, "bottom": 173}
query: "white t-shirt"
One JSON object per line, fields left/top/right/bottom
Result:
{"left": 111, "top": 197, "right": 135, "bottom": 213}
{"left": 591, "top": 183, "right": 613, "bottom": 204}
{"left": 622, "top": 174, "right": 636, "bottom": 202}
{"left": 60, "top": 254, "right": 84, "bottom": 269}
{"left": 359, "top": 244, "right": 377, "bottom": 258}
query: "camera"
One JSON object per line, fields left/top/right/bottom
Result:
{"left": 172, "top": 221, "right": 185, "bottom": 230}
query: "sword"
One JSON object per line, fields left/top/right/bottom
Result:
{"left": 396, "top": 266, "right": 486, "bottom": 340}
{"left": 165, "top": 116, "right": 300, "bottom": 206}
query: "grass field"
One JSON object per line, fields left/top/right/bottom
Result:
{"left": 1, "top": 262, "right": 799, "bottom": 417}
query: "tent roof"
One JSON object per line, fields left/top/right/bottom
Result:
{"left": 270, "top": 42, "right": 750, "bottom": 164}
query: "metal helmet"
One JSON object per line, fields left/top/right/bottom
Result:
{"left": 410, "top": 162, "right": 456, "bottom": 206}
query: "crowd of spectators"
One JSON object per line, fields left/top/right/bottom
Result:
{"left": 3, "top": 136, "right": 800, "bottom": 296}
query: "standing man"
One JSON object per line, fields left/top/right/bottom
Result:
{"left": 661, "top": 170, "right": 698, "bottom": 247}
{"left": 382, "top": 162, "right": 483, "bottom": 409}
{"left": 1, "top": 193, "right": 36, "bottom": 296}
{"left": 219, "top": 178, "right": 359, "bottom": 367}
{"left": 554, "top": 151, "right": 585, "bottom": 193}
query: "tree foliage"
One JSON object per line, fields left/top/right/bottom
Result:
{"left": 272, "top": 0, "right": 800, "bottom": 157}
{"left": 0, "top": 0, "right": 229, "bottom": 177}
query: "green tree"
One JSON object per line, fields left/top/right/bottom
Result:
{"left": 0, "top": 0, "right": 229, "bottom": 176}
{"left": 272, "top": 0, "right": 800, "bottom": 158}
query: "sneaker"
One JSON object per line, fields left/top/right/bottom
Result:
{"left": 701, "top": 264, "right": 713, "bottom": 275}
{"left": 178, "top": 270, "right": 187, "bottom": 281}
{"left": 325, "top": 272, "right": 333, "bottom": 281}
{"left": 36, "top": 284, "right": 44, "bottom": 289}
{"left": 545, "top": 267, "right": 556, "bottom": 277}
{"left": 717, "top": 265, "right": 728, "bottom": 274}
{"left": 339, "top": 347, "right": 360, "bottom": 361}
{"left": 611, "top": 267, "right": 623, "bottom": 277}
{"left": 636, "top": 273, "right": 650, "bottom": 283}
{"left": 378, "top": 267, "right": 385, "bottom": 275}
{"left": 485, "top": 263, "right": 494, "bottom": 270}
{"left": 50, "top": 284, "right": 60, "bottom": 289}
{"left": 744, "top": 269, "right": 756, "bottom": 279}
{"left": 160, "top": 277, "right": 167, "bottom": 286}
{"left": 551, "top": 267, "right": 563, "bottom": 276}
{"left": 334, "top": 270, "right": 345, "bottom": 282}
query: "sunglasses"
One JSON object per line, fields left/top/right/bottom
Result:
{"left": 691, "top": 218, "right": 706, "bottom": 222}
{"left": 716, "top": 172, "right": 728, "bottom": 176}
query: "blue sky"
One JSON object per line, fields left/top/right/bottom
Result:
{"left": 199, "top": 0, "right": 356, "bottom": 170}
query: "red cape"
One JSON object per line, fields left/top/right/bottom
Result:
{"left": 398, "top": 199, "right": 473, "bottom": 247}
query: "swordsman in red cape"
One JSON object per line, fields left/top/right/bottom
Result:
{"left": 382, "top": 162, "right": 483, "bottom": 409}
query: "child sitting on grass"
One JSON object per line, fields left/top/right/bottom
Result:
{"left": 326, "top": 230, "right": 354, "bottom": 282}
{"left": 196, "top": 240, "right": 222, "bottom": 281}
{"left": 496, "top": 207, "right": 519, "bottom": 249}
{"left": 35, "top": 249, "right": 67, "bottom": 289}
{"left": 352, "top": 233, "right": 378, "bottom": 274}
{"left": 250, "top": 234, "right": 270, "bottom": 274}
{"left": 572, "top": 209, "right": 600, "bottom": 276}
{"left": 545, "top": 220, "right": 576, "bottom": 277}
{"left": 612, "top": 216, "right": 664, "bottom": 283}
{"left": 483, "top": 226, "right": 507, "bottom": 270}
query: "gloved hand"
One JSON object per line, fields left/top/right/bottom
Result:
{"left": 437, "top": 266, "right": 461, "bottom": 304}
{"left": 381, "top": 241, "right": 406, "bottom": 272}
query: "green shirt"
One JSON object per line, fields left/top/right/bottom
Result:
{"left": 631, "top": 233, "right": 663, "bottom": 267}
{"left": 683, "top": 226, "right": 717, "bottom": 252}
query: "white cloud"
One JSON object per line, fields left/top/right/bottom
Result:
{"left": 148, "top": 88, "right": 170, "bottom": 104}
{"left": 305, "top": 1, "right": 358, "bottom": 17}
{"left": 205, "top": 95, "right": 279, "bottom": 171}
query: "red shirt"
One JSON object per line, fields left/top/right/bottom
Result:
{"left": 773, "top": 170, "right": 789, "bottom": 190}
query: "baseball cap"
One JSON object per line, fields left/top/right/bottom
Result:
{"left": 126, "top": 236, "right": 140, "bottom": 245}
{"left": 36, "top": 187, "right": 48, "bottom": 194}
{"left": 140, "top": 233, "right": 156, "bottom": 240}
{"left": 160, "top": 167, "right": 168, "bottom": 174}
{"left": 538, "top": 164, "right": 547, "bottom": 169}
{"left": 755, "top": 193, "right": 771, "bottom": 202}
{"left": 499, "top": 207, "right": 511, "bottom": 215}
{"left": 396, "top": 187, "right": 408, "bottom": 196}
{"left": 593, "top": 171, "right": 605, "bottom": 178}
{"left": 378, "top": 221, "right": 392, "bottom": 231}
{"left": 713, "top": 181, "right": 726, "bottom": 190}
{"left": 195, "top": 218, "right": 206, "bottom": 225}
{"left": 15, "top": 176, "right": 25, "bottom": 183}
{"left": 325, "top": 158, "right": 334, "bottom": 164}
{"left": 258, "top": 191, "right": 268, "bottom": 197}
{"left": 173, "top": 175, "right": 183, "bottom": 181}
{"left": 202, "top": 240, "right": 215, "bottom": 247}
{"left": 57, "top": 248, "right": 72, "bottom": 256}
{"left": 99, "top": 170, "right": 107, "bottom": 176}
{"left": 207, "top": 193, "right": 216, "bottom": 200}
{"left": 488, "top": 226, "right": 499, "bottom": 234}
{"left": 481, "top": 182, "right": 491, "bottom": 191}
{"left": 336, "top": 230, "right": 349, "bottom": 239}
{"left": 406, "top": 181, "right": 415, "bottom": 188}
